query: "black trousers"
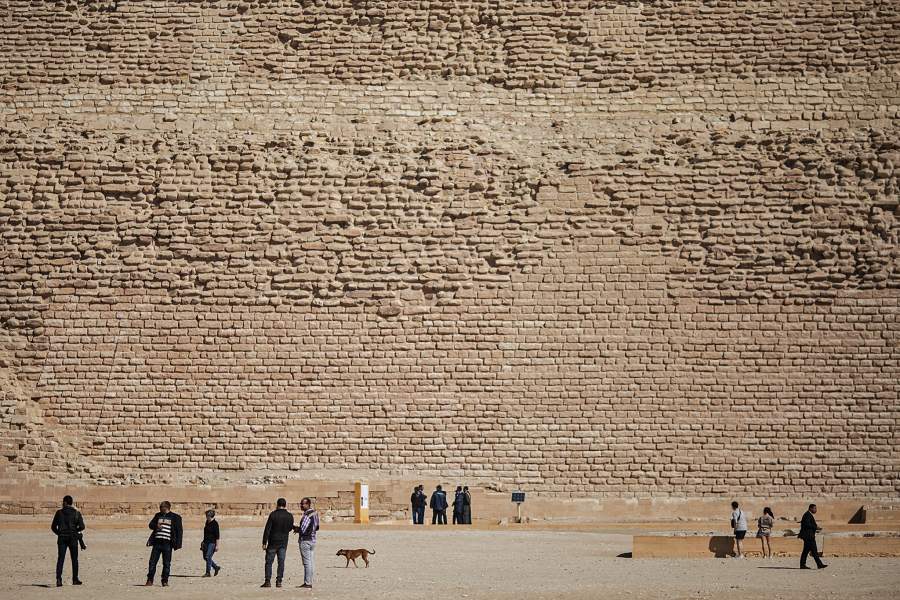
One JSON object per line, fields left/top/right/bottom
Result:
{"left": 56, "top": 537, "right": 79, "bottom": 581}
{"left": 432, "top": 509, "right": 447, "bottom": 524}
{"left": 147, "top": 542, "right": 173, "bottom": 582}
{"left": 800, "top": 537, "right": 824, "bottom": 568}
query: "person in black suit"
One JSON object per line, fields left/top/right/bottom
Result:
{"left": 799, "top": 503, "right": 828, "bottom": 569}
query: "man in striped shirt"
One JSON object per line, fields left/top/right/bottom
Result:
{"left": 294, "top": 497, "right": 320, "bottom": 589}
{"left": 145, "top": 501, "right": 183, "bottom": 587}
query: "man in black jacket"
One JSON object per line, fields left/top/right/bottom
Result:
{"left": 51, "top": 495, "right": 85, "bottom": 587}
{"left": 430, "top": 485, "right": 448, "bottom": 525}
{"left": 452, "top": 486, "right": 465, "bottom": 525}
{"left": 799, "top": 503, "right": 828, "bottom": 569}
{"left": 261, "top": 498, "right": 294, "bottom": 588}
{"left": 410, "top": 485, "right": 426, "bottom": 525}
{"left": 145, "top": 501, "right": 183, "bottom": 586}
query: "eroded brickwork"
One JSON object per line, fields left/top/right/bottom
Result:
{"left": 0, "top": 1, "right": 898, "bottom": 496}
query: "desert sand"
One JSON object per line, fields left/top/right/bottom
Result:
{"left": 1, "top": 521, "right": 898, "bottom": 600}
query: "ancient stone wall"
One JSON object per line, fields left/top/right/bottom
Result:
{"left": 1, "top": 1, "right": 898, "bottom": 497}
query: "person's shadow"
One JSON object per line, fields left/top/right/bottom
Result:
{"left": 20, "top": 584, "right": 53, "bottom": 588}
{"left": 708, "top": 536, "right": 736, "bottom": 558}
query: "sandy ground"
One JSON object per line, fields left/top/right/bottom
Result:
{"left": 1, "top": 523, "right": 898, "bottom": 600}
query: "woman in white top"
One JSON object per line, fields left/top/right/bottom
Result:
{"left": 756, "top": 506, "right": 775, "bottom": 558}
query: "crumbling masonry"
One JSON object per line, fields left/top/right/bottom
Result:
{"left": 0, "top": 1, "right": 898, "bottom": 497}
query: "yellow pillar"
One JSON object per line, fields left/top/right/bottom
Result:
{"left": 354, "top": 481, "right": 369, "bottom": 524}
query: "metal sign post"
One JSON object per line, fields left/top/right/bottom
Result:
{"left": 511, "top": 491, "right": 526, "bottom": 523}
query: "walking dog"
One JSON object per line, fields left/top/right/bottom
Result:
{"left": 336, "top": 548, "right": 375, "bottom": 568}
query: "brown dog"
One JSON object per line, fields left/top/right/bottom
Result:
{"left": 336, "top": 548, "right": 375, "bottom": 568}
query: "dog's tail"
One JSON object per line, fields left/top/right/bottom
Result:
{"left": 369, "top": 549, "right": 376, "bottom": 554}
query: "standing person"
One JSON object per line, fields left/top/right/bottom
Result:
{"left": 756, "top": 506, "right": 775, "bottom": 559}
{"left": 730, "top": 501, "right": 748, "bottom": 558}
{"left": 201, "top": 509, "right": 222, "bottom": 577}
{"left": 799, "top": 504, "right": 828, "bottom": 570}
{"left": 462, "top": 486, "right": 472, "bottom": 525}
{"left": 295, "top": 497, "right": 320, "bottom": 589}
{"left": 145, "top": 501, "right": 183, "bottom": 587}
{"left": 51, "top": 495, "right": 85, "bottom": 587}
{"left": 452, "top": 486, "right": 464, "bottom": 525}
{"left": 430, "top": 485, "right": 448, "bottom": 525}
{"left": 261, "top": 498, "right": 294, "bottom": 588}
{"left": 410, "top": 485, "right": 426, "bottom": 525}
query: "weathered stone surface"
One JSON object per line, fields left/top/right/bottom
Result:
{"left": 0, "top": 1, "right": 897, "bottom": 497}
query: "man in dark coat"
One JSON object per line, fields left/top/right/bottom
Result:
{"left": 410, "top": 485, "right": 427, "bottom": 525}
{"left": 51, "top": 495, "right": 85, "bottom": 587}
{"left": 261, "top": 497, "right": 294, "bottom": 587}
{"left": 799, "top": 503, "right": 828, "bottom": 569}
{"left": 452, "top": 486, "right": 465, "bottom": 525}
{"left": 430, "top": 485, "right": 448, "bottom": 525}
{"left": 145, "top": 501, "right": 183, "bottom": 586}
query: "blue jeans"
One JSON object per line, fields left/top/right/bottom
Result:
{"left": 264, "top": 544, "right": 287, "bottom": 583}
{"left": 204, "top": 541, "right": 219, "bottom": 574}
{"left": 147, "top": 542, "right": 173, "bottom": 583}
{"left": 412, "top": 506, "right": 425, "bottom": 524}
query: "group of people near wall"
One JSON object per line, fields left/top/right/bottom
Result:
{"left": 730, "top": 501, "right": 828, "bottom": 569}
{"left": 50, "top": 495, "right": 320, "bottom": 589}
{"left": 410, "top": 484, "right": 472, "bottom": 525}
{"left": 50, "top": 492, "right": 833, "bottom": 587}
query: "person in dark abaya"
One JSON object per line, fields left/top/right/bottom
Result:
{"left": 462, "top": 486, "right": 472, "bottom": 524}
